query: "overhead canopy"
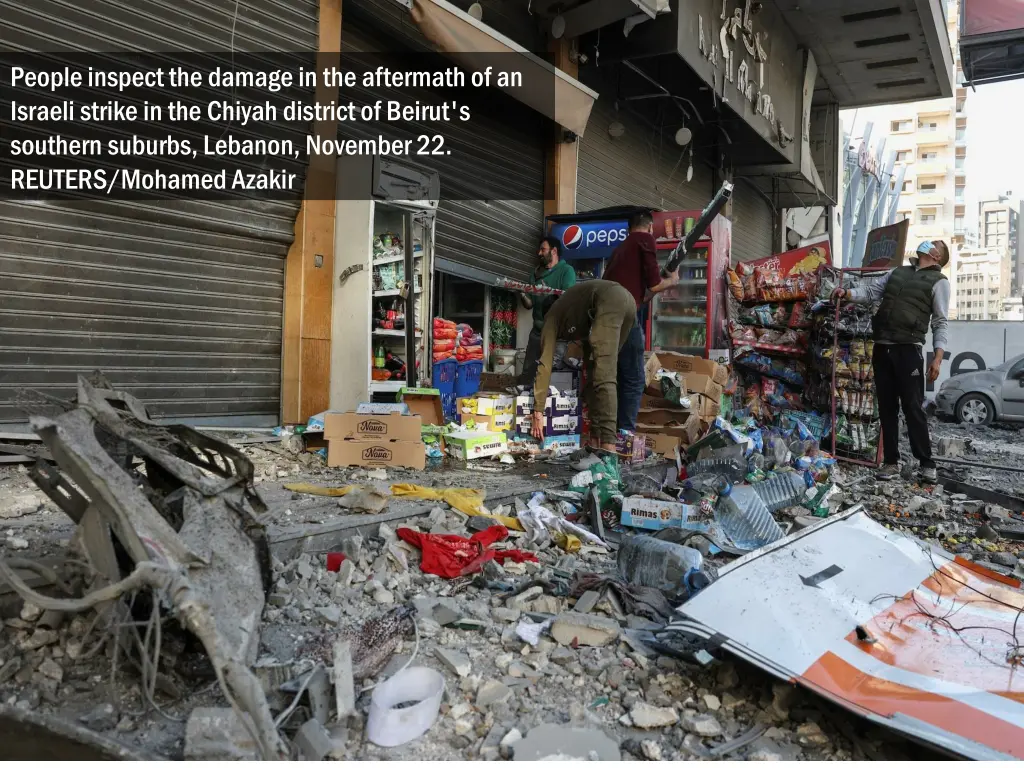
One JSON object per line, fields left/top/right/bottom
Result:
{"left": 960, "top": 0, "right": 1024, "bottom": 85}
{"left": 407, "top": 0, "right": 598, "bottom": 137}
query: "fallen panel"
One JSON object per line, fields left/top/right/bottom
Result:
{"left": 667, "top": 507, "right": 1024, "bottom": 760}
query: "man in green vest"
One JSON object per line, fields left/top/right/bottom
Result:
{"left": 834, "top": 240, "right": 950, "bottom": 483}
{"left": 516, "top": 236, "right": 577, "bottom": 388}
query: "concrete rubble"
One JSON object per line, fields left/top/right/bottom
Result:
{"left": 0, "top": 383, "right": 1021, "bottom": 760}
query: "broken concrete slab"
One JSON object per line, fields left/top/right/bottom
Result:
{"left": 476, "top": 680, "right": 513, "bottom": 708}
{"left": 936, "top": 437, "right": 968, "bottom": 458}
{"left": 333, "top": 639, "right": 355, "bottom": 720}
{"left": 550, "top": 612, "right": 621, "bottom": 647}
{"left": 184, "top": 707, "right": 260, "bottom": 760}
{"left": 294, "top": 718, "right": 335, "bottom": 760}
{"left": 572, "top": 590, "right": 601, "bottom": 614}
{"left": 435, "top": 648, "right": 471, "bottom": 678}
{"left": 512, "top": 723, "right": 621, "bottom": 761}
{"left": 628, "top": 701, "right": 679, "bottom": 729}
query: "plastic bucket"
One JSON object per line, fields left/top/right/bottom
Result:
{"left": 366, "top": 666, "right": 445, "bottom": 748}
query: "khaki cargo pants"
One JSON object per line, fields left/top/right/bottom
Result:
{"left": 582, "top": 283, "right": 637, "bottom": 445}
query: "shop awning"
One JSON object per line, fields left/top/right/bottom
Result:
{"left": 405, "top": 0, "right": 598, "bottom": 137}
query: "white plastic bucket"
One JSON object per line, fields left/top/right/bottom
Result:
{"left": 366, "top": 666, "right": 445, "bottom": 748}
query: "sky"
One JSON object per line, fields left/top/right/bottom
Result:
{"left": 840, "top": 78, "right": 1024, "bottom": 217}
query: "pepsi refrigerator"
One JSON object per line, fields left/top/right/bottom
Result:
{"left": 546, "top": 207, "right": 730, "bottom": 359}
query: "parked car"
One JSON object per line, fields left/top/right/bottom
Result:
{"left": 935, "top": 352, "right": 1024, "bottom": 425}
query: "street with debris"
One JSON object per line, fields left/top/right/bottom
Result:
{"left": 0, "top": 375, "right": 1021, "bottom": 761}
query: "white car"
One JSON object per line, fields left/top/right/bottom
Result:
{"left": 935, "top": 352, "right": 1024, "bottom": 425}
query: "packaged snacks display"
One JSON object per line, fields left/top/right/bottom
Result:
{"left": 733, "top": 350, "right": 806, "bottom": 387}
{"left": 755, "top": 267, "right": 814, "bottom": 302}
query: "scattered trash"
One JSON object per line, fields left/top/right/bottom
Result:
{"left": 397, "top": 526, "right": 537, "bottom": 578}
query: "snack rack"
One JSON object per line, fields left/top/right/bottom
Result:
{"left": 816, "top": 267, "right": 887, "bottom": 467}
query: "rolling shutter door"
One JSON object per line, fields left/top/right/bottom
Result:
{"left": 577, "top": 91, "right": 713, "bottom": 213}
{"left": 731, "top": 183, "right": 776, "bottom": 262}
{"left": 342, "top": 12, "right": 547, "bottom": 283}
{"left": 0, "top": 0, "right": 316, "bottom": 427}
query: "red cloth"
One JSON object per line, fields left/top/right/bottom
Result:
{"left": 602, "top": 231, "right": 661, "bottom": 307}
{"left": 397, "top": 525, "right": 537, "bottom": 579}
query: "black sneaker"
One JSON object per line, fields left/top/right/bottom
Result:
{"left": 875, "top": 464, "right": 900, "bottom": 480}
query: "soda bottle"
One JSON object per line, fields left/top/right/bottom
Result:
{"left": 374, "top": 345, "right": 385, "bottom": 369}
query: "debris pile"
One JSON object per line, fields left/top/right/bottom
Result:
{"left": 0, "top": 371, "right": 1022, "bottom": 760}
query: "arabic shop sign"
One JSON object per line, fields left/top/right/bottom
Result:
{"left": 681, "top": 0, "right": 800, "bottom": 155}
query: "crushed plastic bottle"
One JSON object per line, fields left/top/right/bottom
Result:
{"left": 685, "top": 457, "right": 746, "bottom": 483}
{"left": 617, "top": 536, "right": 704, "bottom": 600}
{"left": 750, "top": 471, "right": 810, "bottom": 513}
{"left": 714, "top": 482, "right": 785, "bottom": 552}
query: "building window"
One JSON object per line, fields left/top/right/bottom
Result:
{"left": 891, "top": 119, "right": 913, "bottom": 132}
{"left": 902, "top": 181, "right": 913, "bottom": 193}
{"left": 895, "top": 150, "right": 911, "bottom": 162}
{"left": 918, "top": 121, "right": 938, "bottom": 131}
{"left": 921, "top": 151, "right": 938, "bottom": 161}
{"left": 920, "top": 183, "right": 937, "bottom": 191}
{"left": 920, "top": 213, "right": 936, "bottom": 223}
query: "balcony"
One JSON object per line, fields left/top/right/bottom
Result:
{"left": 913, "top": 223, "right": 949, "bottom": 240}
{"left": 915, "top": 161, "right": 948, "bottom": 176}
{"left": 916, "top": 192, "right": 948, "bottom": 208}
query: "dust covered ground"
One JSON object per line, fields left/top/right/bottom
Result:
{"left": 1, "top": 420, "right": 1019, "bottom": 760}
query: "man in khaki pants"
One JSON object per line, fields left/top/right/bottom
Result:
{"left": 530, "top": 280, "right": 637, "bottom": 452}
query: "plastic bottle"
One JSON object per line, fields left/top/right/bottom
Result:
{"left": 374, "top": 345, "right": 386, "bottom": 369}
{"left": 751, "top": 471, "right": 810, "bottom": 513}
{"left": 685, "top": 457, "right": 746, "bottom": 483}
{"left": 616, "top": 536, "right": 704, "bottom": 599}
{"left": 714, "top": 483, "right": 785, "bottom": 551}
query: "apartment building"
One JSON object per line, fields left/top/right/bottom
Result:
{"left": 954, "top": 247, "right": 1011, "bottom": 320}
{"left": 978, "top": 197, "right": 1022, "bottom": 295}
{"left": 1001, "top": 297, "right": 1024, "bottom": 321}
{"left": 840, "top": 0, "right": 966, "bottom": 271}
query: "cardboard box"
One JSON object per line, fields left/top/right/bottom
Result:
{"left": 479, "top": 372, "right": 516, "bottom": 392}
{"left": 458, "top": 394, "right": 514, "bottom": 418}
{"left": 443, "top": 431, "right": 508, "bottom": 461}
{"left": 355, "top": 402, "right": 411, "bottom": 415}
{"left": 461, "top": 412, "right": 514, "bottom": 433}
{"left": 644, "top": 433, "right": 683, "bottom": 458}
{"left": 636, "top": 414, "right": 703, "bottom": 446}
{"left": 546, "top": 414, "right": 581, "bottom": 436}
{"left": 515, "top": 394, "right": 535, "bottom": 416}
{"left": 399, "top": 388, "right": 445, "bottom": 426}
{"left": 615, "top": 431, "right": 648, "bottom": 464}
{"left": 684, "top": 373, "right": 724, "bottom": 403}
{"left": 620, "top": 497, "right": 696, "bottom": 531}
{"left": 324, "top": 413, "right": 422, "bottom": 442}
{"left": 646, "top": 352, "right": 728, "bottom": 388}
{"left": 328, "top": 439, "right": 425, "bottom": 470}
{"left": 640, "top": 394, "right": 679, "bottom": 410}
{"left": 542, "top": 434, "right": 580, "bottom": 450}
{"left": 545, "top": 395, "right": 580, "bottom": 417}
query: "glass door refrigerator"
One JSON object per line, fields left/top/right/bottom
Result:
{"left": 646, "top": 210, "right": 731, "bottom": 361}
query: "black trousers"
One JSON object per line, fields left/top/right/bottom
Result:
{"left": 872, "top": 343, "right": 934, "bottom": 468}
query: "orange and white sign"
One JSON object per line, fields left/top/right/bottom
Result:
{"left": 671, "top": 508, "right": 1024, "bottom": 759}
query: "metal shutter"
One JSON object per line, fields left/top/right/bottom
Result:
{"left": 0, "top": 0, "right": 316, "bottom": 427}
{"left": 577, "top": 91, "right": 713, "bottom": 213}
{"left": 731, "top": 182, "right": 776, "bottom": 262}
{"left": 342, "top": 15, "right": 546, "bottom": 283}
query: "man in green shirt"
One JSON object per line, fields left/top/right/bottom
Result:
{"left": 516, "top": 236, "right": 577, "bottom": 387}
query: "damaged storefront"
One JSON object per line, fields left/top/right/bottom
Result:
{"left": 0, "top": 0, "right": 319, "bottom": 428}
{"left": 567, "top": 0, "right": 837, "bottom": 264}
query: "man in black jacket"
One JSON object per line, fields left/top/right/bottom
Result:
{"left": 834, "top": 240, "right": 950, "bottom": 483}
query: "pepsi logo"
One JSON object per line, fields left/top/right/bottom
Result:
{"left": 562, "top": 225, "right": 583, "bottom": 250}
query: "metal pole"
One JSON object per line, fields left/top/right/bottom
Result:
{"left": 404, "top": 212, "right": 416, "bottom": 388}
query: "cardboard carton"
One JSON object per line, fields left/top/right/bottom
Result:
{"left": 324, "top": 413, "right": 422, "bottom": 442}
{"left": 399, "top": 388, "right": 445, "bottom": 426}
{"left": 620, "top": 497, "right": 696, "bottom": 531}
{"left": 546, "top": 413, "right": 581, "bottom": 436}
{"left": 461, "top": 413, "right": 514, "bottom": 433}
{"left": 328, "top": 439, "right": 425, "bottom": 470}
{"left": 640, "top": 394, "right": 680, "bottom": 410}
{"left": 443, "top": 431, "right": 508, "bottom": 461}
{"left": 646, "top": 352, "right": 728, "bottom": 388}
{"left": 644, "top": 433, "right": 683, "bottom": 458}
{"left": 545, "top": 395, "right": 581, "bottom": 417}
{"left": 636, "top": 412, "right": 703, "bottom": 445}
{"left": 458, "top": 394, "right": 514, "bottom": 418}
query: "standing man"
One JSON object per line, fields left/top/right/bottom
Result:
{"left": 601, "top": 212, "right": 680, "bottom": 431}
{"left": 833, "top": 240, "right": 950, "bottom": 483}
{"left": 517, "top": 236, "right": 577, "bottom": 388}
{"left": 530, "top": 281, "right": 637, "bottom": 453}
